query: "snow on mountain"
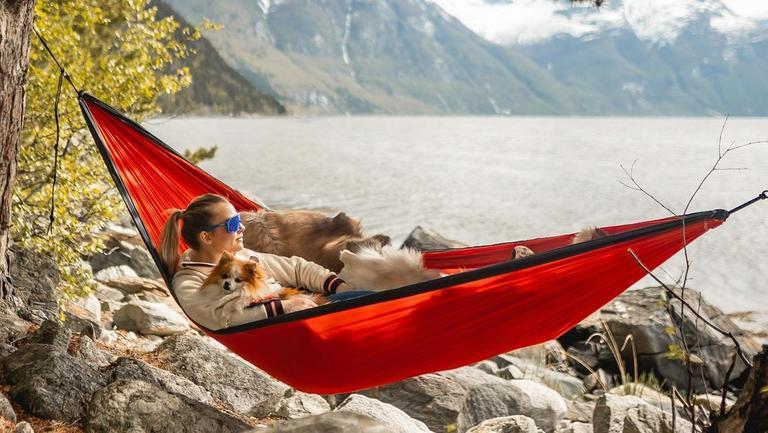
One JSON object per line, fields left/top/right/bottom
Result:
{"left": 429, "top": 0, "right": 768, "bottom": 45}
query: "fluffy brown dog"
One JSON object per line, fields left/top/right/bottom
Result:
{"left": 241, "top": 209, "right": 390, "bottom": 272}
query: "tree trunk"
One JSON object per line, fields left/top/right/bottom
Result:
{"left": 0, "top": 0, "right": 36, "bottom": 299}
{"left": 708, "top": 345, "right": 768, "bottom": 433}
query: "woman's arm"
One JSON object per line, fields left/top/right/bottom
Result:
{"left": 244, "top": 250, "right": 353, "bottom": 294}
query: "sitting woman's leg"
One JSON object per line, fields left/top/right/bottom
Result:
{"left": 326, "top": 290, "right": 375, "bottom": 303}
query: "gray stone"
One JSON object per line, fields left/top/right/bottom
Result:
{"left": 400, "top": 226, "right": 467, "bottom": 251}
{"left": 560, "top": 422, "right": 592, "bottom": 433}
{"left": 560, "top": 287, "right": 761, "bottom": 393}
{"left": 107, "top": 357, "right": 212, "bottom": 404}
{"left": 592, "top": 394, "right": 692, "bottom": 433}
{"left": 73, "top": 336, "right": 114, "bottom": 368}
{"left": 153, "top": 333, "right": 288, "bottom": 416}
{"left": 13, "top": 422, "right": 34, "bottom": 433}
{"left": 495, "top": 355, "right": 585, "bottom": 399}
{"left": 0, "top": 393, "right": 16, "bottom": 422}
{"left": 247, "top": 412, "right": 395, "bottom": 433}
{"left": 361, "top": 367, "right": 565, "bottom": 433}
{"left": 62, "top": 311, "right": 102, "bottom": 340}
{"left": 0, "top": 308, "right": 28, "bottom": 346}
{"left": 3, "top": 344, "right": 107, "bottom": 422}
{"left": 0, "top": 343, "right": 16, "bottom": 358}
{"left": 94, "top": 282, "right": 125, "bottom": 301}
{"left": 8, "top": 247, "right": 59, "bottom": 324}
{"left": 126, "top": 243, "right": 161, "bottom": 279}
{"left": 94, "top": 265, "right": 138, "bottom": 281}
{"left": 68, "top": 293, "right": 101, "bottom": 322}
{"left": 100, "top": 276, "right": 166, "bottom": 295}
{"left": 465, "top": 415, "right": 538, "bottom": 433}
{"left": 275, "top": 389, "right": 330, "bottom": 418}
{"left": 474, "top": 360, "right": 500, "bottom": 376}
{"left": 497, "top": 365, "right": 524, "bottom": 380}
{"left": 564, "top": 400, "right": 594, "bottom": 423}
{"left": 336, "top": 394, "right": 432, "bottom": 433}
{"left": 103, "top": 222, "right": 139, "bottom": 241}
{"left": 584, "top": 369, "right": 613, "bottom": 393}
{"left": 24, "top": 320, "right": 71, "bottom": 352}
{"left": 85, "top": 379, "right": 249, "bottom": 433}
{"left": 112, "top": 300, "right": 188, "bottom": 336}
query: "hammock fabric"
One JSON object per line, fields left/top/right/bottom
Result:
{"left": 79, "top": 93, "right": 729, "bottom": 394}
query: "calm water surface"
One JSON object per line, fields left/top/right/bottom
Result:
{"left": 145, "top": 116, "right": 768, "bottom": 319}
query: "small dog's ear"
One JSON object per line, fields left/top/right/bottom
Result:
{"left": 244, "top": 261, "right": 265, "bottom": 279}
{"left": 220, "top": 251, "right": 234, "bottom": 263}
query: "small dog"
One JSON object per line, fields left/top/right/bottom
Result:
{"left": 338, "top": 245, "right": 442, "bottom": 292}
{"left": 510, "top": 227, "right": 609, "bottom": 260}
{"left": 241, "top": 209, "right": 391, "bottom": 273}
{"left": 201, "top": 252, "right": 326, "bottom": 326}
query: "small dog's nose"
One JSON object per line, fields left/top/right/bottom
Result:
{"left": 223, "top": 282, "right": 231, "bottom": 290}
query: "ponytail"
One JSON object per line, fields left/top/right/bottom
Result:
{"left": 160, "top": 209, "right": 185, "bottom": 275}
{"left": 159, "top": 193, "right": 229, "bottom": 276}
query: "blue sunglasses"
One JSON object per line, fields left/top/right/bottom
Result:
{"left": 204, "top": 213, "right": 241, "bottom": 233}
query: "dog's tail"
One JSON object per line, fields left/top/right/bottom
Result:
{"left": 280, "top": 287, "right": 329, "bottom": 305}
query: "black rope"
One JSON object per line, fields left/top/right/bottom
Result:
{"left": 46, "top": 70, "right": 64, "bottom": 234}
{"left": 32, "top": 27, "right": 82, "bottom": 234}
{"left": 728, "top": 190, "right": 768, "bottom": 215}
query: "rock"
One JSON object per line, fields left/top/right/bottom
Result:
{"left": 62, "top": 311, "right": 102, "bottom": 340}
{"left": 247, "top": 412, "right": 394, "bottom": 433}
{"left": 2, "top": 344, "right": 107, "bottom": 422}
{"left": 94, "top": 282, "right": 125, "bottom": 301}
{"left": 560, "top": 422, "right": 592, "bottom": 433}
{"left": 8, "top": 247, "right": 59, "bottom": 324}
{"left": 102, "top": 222, "right": 139, "bottom": 242}
{"left": 275, "top": 389, "right": 330, "bottom": 418}
{"left": 465, "top": 415, "right": 538, "bottom": 433}
{"left": 94, "top": 265, "right": 138, "bottom": 281}
{"left": 583, "top": 369, "right": 613, "bottom": 393}
{"left": 565, "top": 400, "right": 594, "bottom": 423}
{"left": 494, "top": 355, "right": 585, "bottom": 399}
{"left": 90, "top": 241, "right": 159, "bottom": 279}
{"left": 97, "top": 329, "right": 118, "bottom": 345}
{"left": 24, "top": 319, "right": 71, "bottom": 352}
{"left": 607, "top": 384, "right": 685, "bottom": 416}
{"left": 73, "top": 336, "right": 115, "bottom": 368}
{"left": 693, "top": 393, "right": 734, "bottom": 412}
{"left": 335, "top": 394, "right": 432, "bottom": 433}
{"left": 592, "top": 394, "right": 691, "bottom": 433}
{"left": 153, "top": 333, "right": 288, "bottom": 416}
{"left": 13, "top": 422, "right": 33, "bottom": 433}
{"left": 112, "top": 300, "right": 188, "bottom": 336}
{"left": 0, "top": 393, "right": 16, "bottom": 422}
{"left": 126, "top": 243, "right": 161, "bottom": 279}
{"left": 132, "top": 334, "right": 165, "bottom": 353}
{"left": 85, "top": 380, "right": 249, "bottom": 433}
{"left": 100, "top": 276, "right": 166, "bottom": 295}
{"left": 0, "top": 308, "right": 29, "bottom": 346}
{"left": 474, "top": 360, "right": 500, "bottom": 376}
{"left": 566, "top": 342, "right": 601, "bottom": 375}
{"left": 400, "top": 226, "right": 467, "bottom": 251}
{"left": 0, "top": 343, "right": 16, "bottom": 358}
{"left": 68, "top": 293, "right": 101, "bottom": 322}
{"left": 107, "top": 357, "right": 212, "bottom": 404}
{"left": 559, "top": 287, "right": 761, "bottom": 393}
{"left": 361, "top": 366, "right": 565, "bottom": 433}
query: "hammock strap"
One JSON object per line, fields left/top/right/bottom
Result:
{"left": 728, "top": 190, "right": 768, "bottom": 215}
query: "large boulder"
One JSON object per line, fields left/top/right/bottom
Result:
{"left": 361, "top": 366, "right": 566, "bottom": 433}
{"left": 90, "top": 240, "right": 160, "bottom": 279}
{"left": 2, "top": 344, "right": 107, "bottom": 422}
{"left": 560, "top": 287, "right": 761, "bottom": 393}
{"left": 112, "top": 300, "right": 188, "bottom": 336}
{"left": 492, "top": 354, "right": 585, "bottom": 399}
{"left": 400, "top": 226, "right": 467, "bottom": 251}
{"left": 247, "top": 412, "right": 395, "bottom": 433}
{"left": 107, "top": 357, "right": 213, "bottom": 404}
{"left": 8, "top": 247, "right": 59, "bottom": 324}
{"left": 335, "top": 394, "right": 432, "bottom": 433}
{"left": 592, "top": 394, "right": 692, "bottom": 433}
{"left": 85, "top": 380, "right": 250, "bottom": 433}
{"left": 23, "top": 319, "right": 71, "bottom": 351}
{"left": 153, "top": 333, "right": 288, "bottom": 416}
{"left": 0, "top": 393, "right": 16, "bottom": 423}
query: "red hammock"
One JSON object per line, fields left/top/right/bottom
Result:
{"left": 80, "top": 93, "right": 730, "bottom": 394}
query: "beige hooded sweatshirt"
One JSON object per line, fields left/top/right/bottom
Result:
{"left": 171, "top": 248, "right": 348, "bottom": 330}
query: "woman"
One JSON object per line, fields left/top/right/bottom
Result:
{"left": 160, "top": 193, "right": 360, "bottom": 330}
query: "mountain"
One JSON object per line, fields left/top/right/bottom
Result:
{"left": 433, "top": 0, "right": 768, "bottom": 115}
{"left": 162, "top": 0, "right": 582, "bottom": 114}
{"left": 152, "top": 0, "right": 286, "bottom": 115}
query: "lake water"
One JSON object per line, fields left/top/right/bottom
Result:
{"left": 145, "top": 116, "right": 768, "bottom": 325}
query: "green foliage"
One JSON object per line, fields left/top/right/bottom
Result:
{"left": 13, "top": 0, "right": 196, "bottom": 300}
{"left": 183, "top": 145, "right": 218, "bottom": 165}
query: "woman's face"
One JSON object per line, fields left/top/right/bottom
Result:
{"left": 201, "top": 201, "right": 244, "bottom": 254}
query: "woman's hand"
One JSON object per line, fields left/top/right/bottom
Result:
{"left": 282, "top": 296, "right": 318, "bottom": 313}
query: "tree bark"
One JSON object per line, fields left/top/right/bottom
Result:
{"left": 0, "top": 0, "right": 36, "bottom": 299}
{"left": 708, "top": 345, "right": 768, "bottom": 433}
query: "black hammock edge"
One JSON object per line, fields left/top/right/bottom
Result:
{"left": 78, "top": 92, "right": 729, "bottom": 335}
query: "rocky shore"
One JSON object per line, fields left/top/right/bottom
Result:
{"left": 0, "top": 218, "right": 765, "bottom": 433}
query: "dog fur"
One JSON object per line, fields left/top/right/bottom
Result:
{"left": 241, "top": 209, "right": 390, "bottom": 273}
{"left": 338, "top": 245, "right": 442, "bottom": 292}
{"left": 510, "top": 227, "right": 608, "bottom": 260}
{"left": 201, "top": 252, "right": 326, "bottom": 326}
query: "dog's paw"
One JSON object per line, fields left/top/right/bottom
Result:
{"left": 572, "top": 227, "right": 608, "bottom": 244}
{"left": 511, "top": 245, "right": 535, "bottom": 260}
